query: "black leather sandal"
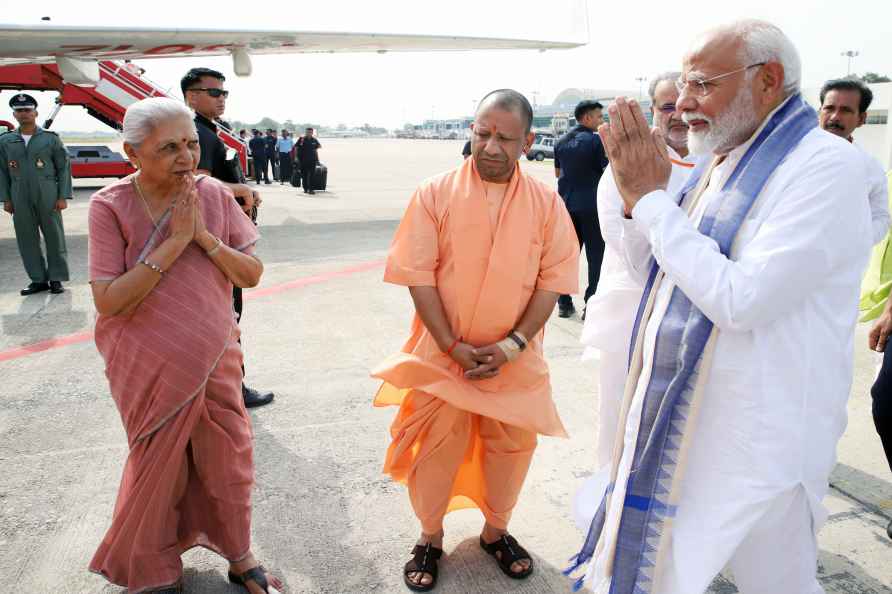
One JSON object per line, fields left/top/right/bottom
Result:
{"left": 403, "top": 542, "right": 443, "bottom": 592}
{"left": 228, "top": 564, "right": 273, "bottom": 592}
{"left": 479, "top": 534, "right": 534, "bottom": 579}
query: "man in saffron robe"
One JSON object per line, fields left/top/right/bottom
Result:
{"left": 372, "top": 89, "right": 579, "bottom": 591}
{"left": 570, "top": 20, "right": 872, "bottom": 594}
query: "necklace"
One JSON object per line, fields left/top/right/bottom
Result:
{"left": 133, "top": 174, "right": 161, "bottom": 230}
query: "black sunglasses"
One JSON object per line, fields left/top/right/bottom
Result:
{"left": 189, "top": 87, "right": 229, "bottom": 98}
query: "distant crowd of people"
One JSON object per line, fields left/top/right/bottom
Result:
{"left": 239, "top": 126, "right": 321, "bottom": 193}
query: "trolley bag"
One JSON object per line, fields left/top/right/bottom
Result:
{"left": 290, "top": 167, "right": 301, "bottom": 188}
{"left": 313, "top": 163, "right": 328, "bottom": 191}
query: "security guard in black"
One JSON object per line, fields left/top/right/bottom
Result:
{"left": 553, "top": 100, "right": 609, "bottom": 317}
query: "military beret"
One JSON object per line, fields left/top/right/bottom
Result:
{"left": 9, "top": 93, "right": 37, "bottom": 110}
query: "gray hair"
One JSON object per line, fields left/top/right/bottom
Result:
{"left": 734, "top": 20, "right": 801, "bottom": 96}
{"left": 122, "top": 97, "right": 195, "bottom": 146}
{"left": 648, "top": 71, "right": 682, "bottom": 102}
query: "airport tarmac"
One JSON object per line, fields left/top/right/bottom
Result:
{"left": 0, "top": 138, "right": 890, "bottom": 593}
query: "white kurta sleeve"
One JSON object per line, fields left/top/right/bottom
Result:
{"left": 600, "top": 165, "right": 653, "bottom": 284}
{"left": 629, "top": 146, "right": 871, "bottom": 332}
{"left": 866, "top": 158, "right": 890, "bottom": 245}
{"left": 597, "top": 166, "right": 625, "bottom": 253}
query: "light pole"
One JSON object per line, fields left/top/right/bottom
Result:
{"left": 635, "top": 76, "right": 647, "bottom": 101}
{"left": 841, "top": 50, "right": 859, "bottom": 76}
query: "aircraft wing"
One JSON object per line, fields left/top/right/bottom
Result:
{"left": 0, "top": 25, "right": 585, "bottom": 65}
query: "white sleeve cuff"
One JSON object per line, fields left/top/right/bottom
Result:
{"left": 631, "top": 190, "right": 676, "bottom": 232}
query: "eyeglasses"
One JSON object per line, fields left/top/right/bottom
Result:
{"left": 675, "top": 63, "right": 766, "bottom": 97}
{"left": 188, "top": 87, "right": 229, "bottom": 98}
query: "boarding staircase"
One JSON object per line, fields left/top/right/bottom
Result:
{"left": 0, "top": 60, "right": 248, "bottom": 172}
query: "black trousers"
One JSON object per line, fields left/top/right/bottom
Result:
{"left": 253, "top": 157, "right": 269, "bottom": 183}
{"left": 233, "top": 285, "right": 246, "bottom": 379}
{"left": 870, "top": 346, "right": 892, "bottom": 472}
{"left": 301, "top": 161, "right": 317, "bottom": 191}
{"left": 278, "top": 153, "right": 293, "bottom": 183}
{"left": 559, "top": 210, "right": 605, "bottom": 308}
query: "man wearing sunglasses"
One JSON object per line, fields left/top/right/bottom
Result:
{"left": 181, "top": 67, "right": 274, "bottom": 410}
{"left": 571, "top": 20, "right": 872, "bottom": 594}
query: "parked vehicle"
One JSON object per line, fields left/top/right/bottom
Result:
{"left": 526, "top": 134, "right": 555, "bottom": 161}
{"left": 67, "top": 145, "right": 136, "bottom": 178}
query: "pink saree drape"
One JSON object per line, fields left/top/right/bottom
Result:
{"left": 86, "top": 175, "right": 260, "bottom": 593}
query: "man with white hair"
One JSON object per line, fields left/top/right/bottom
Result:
{"left": 580, "top": 72, "right": 698, "bottom": 470}
{"left": 569, "top": 20, "right": 872, "bottom": 594}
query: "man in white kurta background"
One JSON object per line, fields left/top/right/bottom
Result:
{"left": 818, "top": 77, "right": 890, "bottom": 245}
{"left": 579, "top": 20, "right": 872, "bottom": 594}
{"left": 580, "top": 72, "right": 698, "bottom": 471}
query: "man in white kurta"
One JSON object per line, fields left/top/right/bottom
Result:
{"left": 581, "top": 73, "right": 698, "bottom": 471}
{"left": 582, "top": 21, "right": 873, "bottom": 594}
{"left": 818, "top": 77, "right": 890, "bottom": 244}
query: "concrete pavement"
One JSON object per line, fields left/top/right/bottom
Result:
{"left": 0, "top": 139, "right": 889, "bottom": 593}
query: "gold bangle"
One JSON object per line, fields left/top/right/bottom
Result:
{"left": 205, "top": 237, "right": 222, "bottom": 256}
{"left": 139, "top": 258, "right": 164, "bottom": 275}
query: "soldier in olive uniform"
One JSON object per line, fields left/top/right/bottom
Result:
{"left": 0, "top": 94, "right": 72, "bottom": 295}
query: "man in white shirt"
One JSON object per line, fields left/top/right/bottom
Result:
{"left": 580, "top": 72, "right": 699, "bottom": 470}
{"left": 570, "top": 20, "right": 872, "bottom": 594}
{"left": 819, "top": 77, "right": 890, "bottom": 244}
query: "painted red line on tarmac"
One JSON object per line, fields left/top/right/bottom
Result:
{"left": 245, "top": 260, "right": 384, "bottom": 300}
{"left": 0, "top": 330, "right": 95, "bottom": 363}
{"left": 0, "top": 260, "right": 385, "bottom": 363}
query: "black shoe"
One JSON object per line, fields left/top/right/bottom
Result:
{"left": 308, "top": 190, "right": 316, "bottom": 194}
{"left": 49, "top": 281, "right": 64, "bottom": 294}
{"left": 264, "top": 181, "right": 272, "bottom": 185}
{"left": 887, "top": 518, "right": 892, "bottom": 540}
{"left": 558, "top": 303, "right": 575, "bottom": 318}
{"left": 243, "top": 385, "right": 274, "bottom": 408}
{"left": 21, "top": 282, "right": 50, "bottom": 296}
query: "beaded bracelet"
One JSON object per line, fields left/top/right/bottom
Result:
{"left": 139, "top": 259, "right": 164, "bottom": 275}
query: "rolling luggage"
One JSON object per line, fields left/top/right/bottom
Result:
{"left": 290, "top": 167, "right": 301, "bottom": 188}
{"left": 312, "top": 163, "right": 328, "bottom": 191}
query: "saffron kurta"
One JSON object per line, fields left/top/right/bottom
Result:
{"left": 87, "top": 175, "right": 259, "bottom": 593}
{"left": 372, "top": 157, "right": 578, "bottom": 529}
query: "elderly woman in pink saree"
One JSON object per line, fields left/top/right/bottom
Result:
{"left": 87, "top": 97, "right": 282, "bottom": 594}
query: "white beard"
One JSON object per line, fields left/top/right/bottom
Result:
{"left": 685, "top": 89, "right": 759, "bottom": 156}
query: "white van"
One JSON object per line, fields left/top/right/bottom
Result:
{"left": 526, "top": 134, "right": 555, "bottom": 161}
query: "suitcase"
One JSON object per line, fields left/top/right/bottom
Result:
{"left": 312, "top": 163, "right": 328, "bottom": 191}
{"left": 290, "top": 167, "right": 301, "bottom": 188}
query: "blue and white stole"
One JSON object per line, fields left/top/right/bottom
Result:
{"left": 566, "top": 94, "right": 817, "bottom": 593}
